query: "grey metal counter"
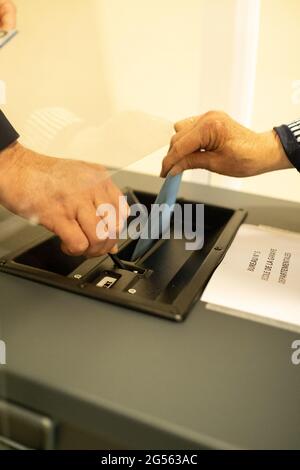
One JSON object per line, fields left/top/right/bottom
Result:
{"left": 0, "top": 171, "right": 299, "bottom": 449}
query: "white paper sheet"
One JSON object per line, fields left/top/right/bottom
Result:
{"left": 201, "top": 224, "right": 300, "bottom": 332}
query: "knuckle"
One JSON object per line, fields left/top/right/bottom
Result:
{"left": 213, "top": 118, "right": 227, "bottom": 134}
{"left": 200, "top": 117, "right": 228, "bottom": 149}
{"left": 172, "top": 141, "right": 181, "bottom": 158}
{"left": 203, "top": 110, "right": 217, "bottom": 120}
{"left": 170, "top": 134, "right": 178, "bottom": 146}
{"left": 211, "top": 119, "right": 228, "bottom": 145}
{"left": 174, "top": 120, "right": 183, "bottom": 132}
{"left": 203, "top": 110, "right": 227, "bottom": 121}
{"left": 201, "top": 118, "right": 218, "bottom": 133}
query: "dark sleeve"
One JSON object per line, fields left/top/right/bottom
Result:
{"left": 274, "top": 120, "right": 300, "bottom": 173}
{"left": 0, "top": 109, "right": 19, "bottom": 152}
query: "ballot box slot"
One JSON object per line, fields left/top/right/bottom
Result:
{"left": 0, "top": 188, "right": 247, "bottom": 322}
{"left": 117, "top": 237, "right": 166, "bottom": 265}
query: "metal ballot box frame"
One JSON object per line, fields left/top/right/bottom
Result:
{"left": 0, "top": 189, "right": 246, "bottom": 321}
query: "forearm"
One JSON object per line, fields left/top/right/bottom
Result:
{"left": 260, "top": 129, "right": 293, "bottom": 173}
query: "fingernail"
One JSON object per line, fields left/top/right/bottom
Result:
{"left": 110, "top": 244, "right": 118, "bottom": 254}
{"left": 169, "top": 166, "right": 180, "bottom": 177}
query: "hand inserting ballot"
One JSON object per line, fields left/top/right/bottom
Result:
{"left": 161, "top": 111, "right": 292, "bottom": 178}
{"left": 0, "top": 142, "right": 129, "bottom": 257}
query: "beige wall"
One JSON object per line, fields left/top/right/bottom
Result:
{"left": 234, "top": 0, "right": 300, "bottom": 202}
{"left": 1, "top": 0, "right": 113, "bottom": 127}
{"left": 0, "top": 0, "right": 213, "bottom": 183}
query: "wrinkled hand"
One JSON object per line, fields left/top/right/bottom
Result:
{"left": 0, "top": 143, "right": 129, "bottom": 257}
{"left": 0, "top": 0, "right": 16, "bottom": 31}
{"left": 161, "top": 111, "right": 292, "bottom": 178}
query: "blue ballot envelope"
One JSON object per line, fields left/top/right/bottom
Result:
{"left": 131, "top": 173, "right": 182, "bottom": 261}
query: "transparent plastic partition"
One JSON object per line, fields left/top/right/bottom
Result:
{"left": 0, "top": 0, "right": 257, "bottom": 450}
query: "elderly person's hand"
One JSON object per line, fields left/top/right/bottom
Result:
{"left": 161, "top": 111, "right": 292, "bottom": 178}
{"left": 0, "top": 142, "right": 129, "bottom": 257}
{"left": 0, "top": 0, "right": 16, "bottom": 31}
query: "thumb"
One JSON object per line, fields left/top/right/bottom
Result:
{"left": 169, "top": 151, "right": 216, "bottom": 176}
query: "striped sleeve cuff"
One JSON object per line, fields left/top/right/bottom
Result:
{"left": 288, "top": 119, "right": 300, "bottom": 142}
{"left": 274, "top": 120, "right": 300, "bottom": 173}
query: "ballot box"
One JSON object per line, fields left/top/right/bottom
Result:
{"left": 0, "top": 189, "right": 246, "bottom": 321}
